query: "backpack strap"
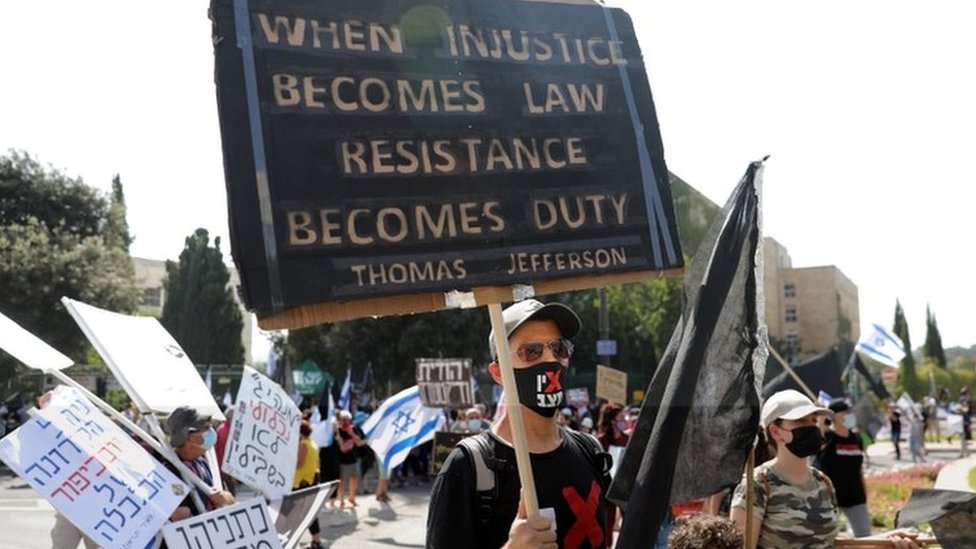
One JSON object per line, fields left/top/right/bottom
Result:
{"left": 563, "top": 428, "right": 613, "bottom": 490}
{"left": 458, "top": 433, "right": 506, "bottom": 526}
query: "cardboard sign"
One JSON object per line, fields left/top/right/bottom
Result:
{"left": 162, "top": 498, "right": 281, "bottom": 549}
{"left": 210, "top": 0, "right": 684, "bottom": 327}
{"left": 596, "top": 364, "right": 627, "bottom": 404}
{"left": 416, "top": 358, "right": 473, "bottom": 408}
{"left": 222, "top": 367, "right": 301, "bottom": 498}
{"left": 0, "top": 386, "right": 186, "bottom": 549}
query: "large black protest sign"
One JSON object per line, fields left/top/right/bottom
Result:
{"left": 211, "top": 0, "right": 683, "bottom": 325}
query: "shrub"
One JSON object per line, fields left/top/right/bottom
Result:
{"left": 864, "top": 462, "right": 944, "bottom": 530}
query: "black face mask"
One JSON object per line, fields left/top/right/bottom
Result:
{"left": 512, "top": 362, "right": 565, "bottom": 418}
{"left": 785, "top": 425, "right": 825, "bottom": 458}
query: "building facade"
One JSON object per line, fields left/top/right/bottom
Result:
{"left": 763, "top": 238, "right": 860, "bottom": 364}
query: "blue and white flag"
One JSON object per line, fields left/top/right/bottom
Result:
{"left": 817, "top": 390, "right": 833, "bottom": 407}
{"left": 855, "top": 323, "right": 906, "bottom": 367}
{"left": 338, "top": 368, "right": 352, "bottom": 410}
{"left": 311, "top": 390, "right": 335, "bottom": 448}
{"left": 362, "top": 386, "right": 444, "bottom": 475}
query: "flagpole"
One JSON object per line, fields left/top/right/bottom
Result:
{"left": 744, "top": 448, "right": 755, "bottom": 549}
{"left": 767, "top": 345, "right": 817, "bottom": 401}
{"left": 487, "top": 302, "right": 540, "bottom": 517}
{"left": 47, "top": 369, "right": 215, "bottom": 512}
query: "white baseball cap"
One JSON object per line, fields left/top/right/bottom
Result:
{"left": 761, "top": 389, "right": 830, "bottom": 428}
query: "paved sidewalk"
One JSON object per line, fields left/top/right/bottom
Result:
{"left": 866, "top": 439, "right": 975, "bottom": 492}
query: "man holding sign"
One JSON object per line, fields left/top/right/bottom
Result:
{"left": 164, "top": 406, "right": 236, "bottom": 519}
{"left": 427, "top": 300, "right": 611, "bottom": 549}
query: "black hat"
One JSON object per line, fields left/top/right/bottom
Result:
{"left": 828, "top": 398, "right": 851, "bottom": 414}
{"left": 166, "top": 406, "right": 211, "bottom": 447}
{"left": 488, "top": 299, "right": 581, "bottom": 360}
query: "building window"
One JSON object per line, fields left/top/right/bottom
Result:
{"left": 784, "top": 282, "right": 796, "bottom": 298}
{"left": 140, "top": 287, "right": 162, "bottom": 308}
{"left": 785, "top": 333, "right": 800, "bottom": 350}
{"left": 785, "top": 306, "right": 798, "bottom": 322}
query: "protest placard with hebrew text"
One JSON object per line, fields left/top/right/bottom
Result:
{"left": 222, "top": 366, "right": 301, "bottom": 498}
{"left": 416, "top": 358, "right": 473, "bottom": 408}
{"left": 162, "top": 498, "right": 281, "bottom": 549}
{"left": 0, "top": 386, "right": 186, "bottom": 549}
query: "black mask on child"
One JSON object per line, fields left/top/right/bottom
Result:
{"left": 785, "top": 425, "right": 825, "bottom": 457}
{"left": 512, "top": 362, "right": 565, "bottom": 418}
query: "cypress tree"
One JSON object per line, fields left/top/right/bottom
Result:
{"left": 923, "top": 304, "right": 948, "bottom": 368}
{"left": 161, "top": 228, "right": 244, "bottom": 366}
{"left": 892, "top": 299, "right": 919, "bottom": 396}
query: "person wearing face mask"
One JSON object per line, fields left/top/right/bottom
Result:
{"left": 731, "top": 390, "right": 922, "bottom": 549}
{"left": 165, "top": 406, "right": 236, "bottom": 520}
{"left": 427, "top": 299, "right": 611, "bottom": 549}
{"left": 814, "top": 398, "right": 871, "bottom": 537}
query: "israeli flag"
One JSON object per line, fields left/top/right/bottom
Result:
{"left": 311, "top": 390, "right": 335, "bottom": 448}
{"left": 362, "top": 386, "right": 445, "bottom": 475}
{"left": 338, "top": 368, "right": 352, "bottom": 410}
{"left": 817, "top": 390, "right": 833, "bottom": 407}
{"left": 855, "top": 323, "right": 906, "bottom": 367}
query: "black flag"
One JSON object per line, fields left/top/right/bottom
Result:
{"left": 608, "top": 161, "right": 767, "bottom": 547}
{"left": 762, "top": 349, "right": 845, "bottom": 399}
{"left": 897, "top": 488, "right": 976, "bottom": 549}
{"left": 850, "top": 352, "right": 891, "bottom": 399}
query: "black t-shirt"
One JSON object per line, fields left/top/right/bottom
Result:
{"left": 815, "top": 430, "right": 866, "bottom": 508}
{"left": 426, "top": 430, "right": 608, "bottom": 549}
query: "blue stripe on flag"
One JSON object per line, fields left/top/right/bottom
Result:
{"left": 382, "top": 415, "right": 442, "bottom": 473}
{"left": 873, "top": 323, "right": 904, "bottom": 350}
{"left": 364, "top": 387, "right": 420, "bottom": 439}
{"left": 858, "top": 342, "right": 895, "bottom": 363}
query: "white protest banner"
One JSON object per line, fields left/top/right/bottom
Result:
{"left": 222, "top": 366, "right": 300, "bottom": 498}
{"left": 162, "top": 498, "right": 281, "bottom": 549}
{"left": 0, "top": 386, "right": 187, "bottom": 549}
{"left": 62, "top": 297, "right": 222, "bottom": 419}
{"left": 0, "top": 309, "right": 74, "bottom": 370}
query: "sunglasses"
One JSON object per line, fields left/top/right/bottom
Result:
{"left": 513, "top": 339, "right": 574, "bottom": 362}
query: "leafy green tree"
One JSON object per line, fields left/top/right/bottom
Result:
{"left": 161, "top": 228, "right": 244, "bottom": 366}
{"left": 893, "top": 299, "right": 920, "bottom": 397}
{"left": 290, "top": 307, "right": 491, "bottom": 400}
{"left": 0, "top": 151, "right": 139, "bottom": 392}
{"left": 923, "top": 304, "right": 947, "bottom": 369}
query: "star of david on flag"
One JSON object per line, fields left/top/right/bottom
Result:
{"left": 362, "top": 385, "right": 444, "bottom": 475}
{"left": 855, "top": 323, "right": 906, "bottom": 367}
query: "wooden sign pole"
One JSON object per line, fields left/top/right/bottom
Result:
{"left": 487, "top": 302, "right": 540, "bottom": 517}
{"left": 767, "top": 345, "right": 818, "bottom": 401}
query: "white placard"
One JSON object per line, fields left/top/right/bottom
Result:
{"left": 62, "top": 297, "right": 223, "bottom": 419}
{"left": 0, "top": 386, "right": 187, "bottom": 549}
{"left": 0, "top": 309, "right": 74, "bottom": 370}
{"left": 222, "top": 367, "right": 300, "bottom": 499}
{"left": 162, "top": 498, "right": 281, "bottom": 549}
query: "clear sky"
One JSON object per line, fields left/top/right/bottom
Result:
{"left": 1, "top": 1, "right": 973, "bottom": 354}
